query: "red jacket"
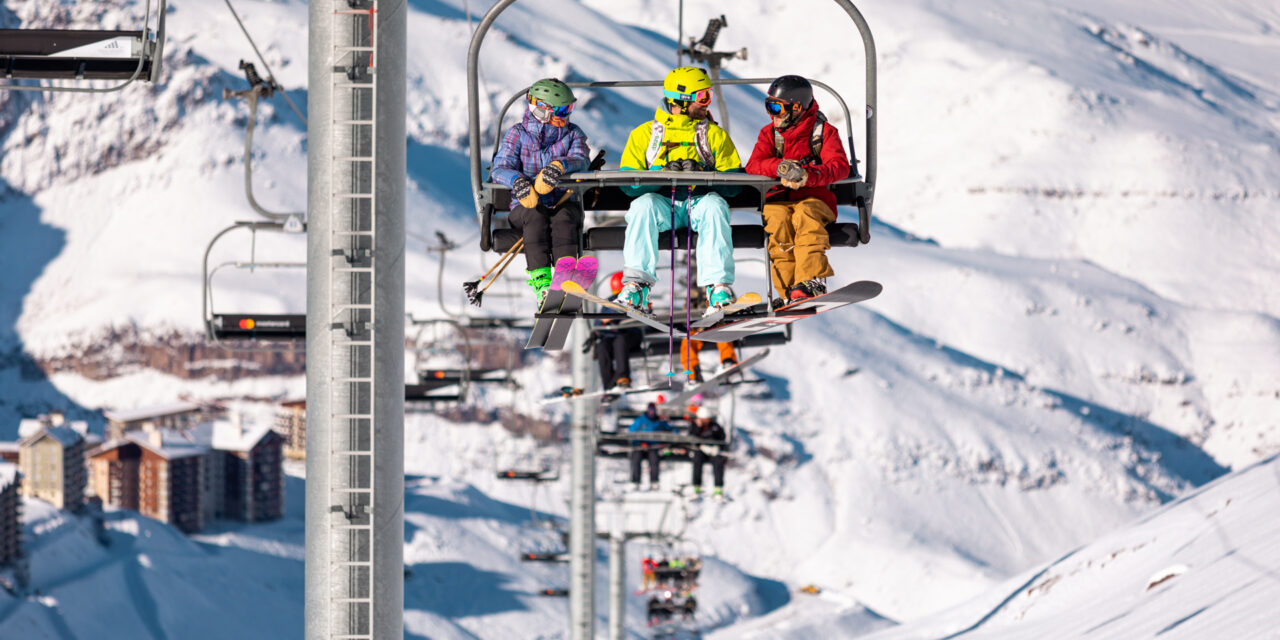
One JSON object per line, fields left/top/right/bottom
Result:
{"left": 744, "top": 101, "right": 851, "bottom": 212}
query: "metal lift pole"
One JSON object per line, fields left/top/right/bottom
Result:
{"left": 305, "top": 1, "right": 406, "bottom": 639}
{"left": 568, "top": 316, "right": 598, "bottom": 639}
{"left": 607, "top": 511, "right": 626, "bottom": 640}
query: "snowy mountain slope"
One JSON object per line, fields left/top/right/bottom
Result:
{"left": 589, "top": 0, "right": 1280, "bottom": 315}
{"left": 855, "top": 453, "right": 1280, "bottom": 640}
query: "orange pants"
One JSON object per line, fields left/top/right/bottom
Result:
{"left": 680, "top": 339, "right": 737, "bottom": 378}
{"left": 762, "top": 198, "right": 836, "bottom": 296}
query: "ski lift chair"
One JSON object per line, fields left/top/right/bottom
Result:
{"left": 202, "top": 221, "right": 307, "bottom": 344}
{"left": 467, "top": 0, "right": 877, "bottom": 306}
{"left": 1, "top": 0, "right": 167, "bottom": 91}
{"left": 596, "top": 410, "right": 730, "bottom": 462}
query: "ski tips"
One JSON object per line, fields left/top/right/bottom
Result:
{"left": 561, "top": 281, "right": 585, "bottom": 293}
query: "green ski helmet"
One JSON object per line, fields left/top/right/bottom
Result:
{"left": 527, "top": 78, "right": 576, "bottom": 126}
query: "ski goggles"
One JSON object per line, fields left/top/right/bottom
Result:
{"left": 663, "top": 87, "right": 713, "bottom": 105}
{"left": 530, "top": 97, "right": 574, "bottom": 118}
{"left": 765, "top": 97, "right": 798, "bottom": 116}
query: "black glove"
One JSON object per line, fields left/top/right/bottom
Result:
{"left": 776, "top": 159, "right": 806, "bottom": 183}
{"left": 534, "top": 160, "right": 565, "bottom": 195}
{"left": 511, "top": 176, "right": 538, "bottom": 208}
{"left": 665, "top": 158, "right": 698, "bottom": 172}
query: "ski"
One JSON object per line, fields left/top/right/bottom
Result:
{"left": 523, "top": 257, "right": 597, "bottom": 351}
{"left": 662, "top": 348, "right": 770, "bottom": 407}
{"left": 690, "top": 292, "right": 763, "bottom": 329}
{"left": 525, "top": 289, "right": 567, "bottom": 349}
{"left": 561, "top": 281, "right": 687, "bottom": 337}
{"left": 691, "top": 280, "right": 882, "bottom": 343}
{"left": 543, "top": 257, "right": 598, "bottom": 351}
{"left": 539, "top": 383, "right": 668, "bottom": 405}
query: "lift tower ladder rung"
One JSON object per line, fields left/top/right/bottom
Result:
{"left": 325, "top": 1, "right": 379, "bottom": 639}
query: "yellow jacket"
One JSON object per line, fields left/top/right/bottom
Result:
{"left": 619, "top": 108, "right": 742, "bottom": 197}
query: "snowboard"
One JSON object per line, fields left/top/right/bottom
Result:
{"left": 690, "top": 280, "right": 882, "bottom": 343}
{"left": 689, "top": 292, "right": 763, "bottom": 329}
{"left": 560, "top": 281, "right": 688, "bottom": 337}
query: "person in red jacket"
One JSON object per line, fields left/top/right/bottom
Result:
{"left": 744, "top": 75, "right": 852, "bottom": 302}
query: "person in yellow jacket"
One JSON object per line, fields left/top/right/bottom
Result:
{"left": 613, "top": 67, "right": 743, "bottom": 316}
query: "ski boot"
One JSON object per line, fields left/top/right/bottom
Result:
{"left": 613, "top": 281, "right": 652, "bottom": 314}
{"left": 788, "top": 278, "right": 827, "bottom": 303}
{"left": 526, "top": 266, "right": 554, "bottom": 309}
{"left": 703, "top": 283, "right": 734, "bottom": 317}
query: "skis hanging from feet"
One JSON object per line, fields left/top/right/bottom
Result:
{"left": 543, "top": 257, "right": 599, "bottom": 351}
{"left": 561, "top": 281, "right": 687, "bottom": 337}
{"left": 526, "top": 289, "right": 567, "bottom": 349}
{"left": 691, "top": 292, "right": 763, "bottom": 329}
{"left": 691, "top": 280, "right": 882, "bottom": 343}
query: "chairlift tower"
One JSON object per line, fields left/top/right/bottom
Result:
{"left": 305, "top": 1, "right": 406, "bottom": 639}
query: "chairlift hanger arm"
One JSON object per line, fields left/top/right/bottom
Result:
{"left": 0, "top": 0, "right": 167, "bottom": 92}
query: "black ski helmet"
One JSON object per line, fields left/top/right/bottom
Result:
{"left": 767, "top": 75, "right": 813, "bottom": 110}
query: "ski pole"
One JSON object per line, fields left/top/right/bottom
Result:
{"left": 666, "top": 181, "right": 679, "bottom": 380}
{"left": 684, "top": 185, "right": 693, "bottom": 378}
{"left": 464, "top": 238, "right": 524, "bottom": 306}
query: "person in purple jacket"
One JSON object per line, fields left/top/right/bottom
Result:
{"left": 490, "top": 78, "right": 591, "bottom": 307}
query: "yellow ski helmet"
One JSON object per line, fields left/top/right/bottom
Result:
{"left": 663, "top": 66, "right": 713, "bottom": 103}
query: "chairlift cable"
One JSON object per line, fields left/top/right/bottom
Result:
{"left": 0, "top": 0, "right": 159, "bottom": 94}
{"left": 222, "top": 0, "right": 307, "bottom": 125}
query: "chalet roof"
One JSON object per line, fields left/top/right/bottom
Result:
{"left": 103, "top": 401, "right": 201, "bottom": 424}
{"left": 0, "top": 462, "right": 17, "bottom": 490}
{"left": 18, "top": 419, "right": 43, "bottom": 439}
{"left": 20, "top": 425, "right": 84, "bottom": 449}
{"left": 190, "top": 420, "right": 278, "bottom": 453}
{"left": 0, "top": 442, "right": 18, "bottom": 453}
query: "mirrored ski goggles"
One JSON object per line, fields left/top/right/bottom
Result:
{"left": 664, "top": 87, "right": 713, "bottom": 105}
{"left": 530, "top": 97, "right": 574, "bottom": 118}
{"left": 765, "top": 97, "right": 798, "bottom": 116}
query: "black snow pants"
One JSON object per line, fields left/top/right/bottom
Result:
{"left": 595, "top": 327, "right": 643, "bottom": 387}
{"left": 508, "top": 201, "right": 582, "bottom": 270}
{"left": 691, "top": 450, "right": 726, "bottom": 488}
{"left": 630, "top": 446, "right": 661, "bottom": 484}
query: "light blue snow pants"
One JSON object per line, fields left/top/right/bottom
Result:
{"left": 622, "top": 191, "right": 734, "bottom": 288}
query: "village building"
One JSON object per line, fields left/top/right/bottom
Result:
{"left": 274, "top": 399, "right": 307, "bottom": 459}
{"left": 210, "top": 421, "right": 286, "bottom": 522}
{"left": 0, "top": 442, "right": 18, "bottom": 465}
{"left": 18, "top": 423, "right": 87, "bottom": 513}
{"left": 88, "top": 418, "right": 286, "bottom": 533}
{"left": 0, "top": 463, "right": 21, "bottom": 566}
{"left": 88, "top": 426, "right": 209, "bottom": 534}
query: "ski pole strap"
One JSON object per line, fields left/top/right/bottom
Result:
{"left": 479, "top": 238, "right": 524, "bottom": 294}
